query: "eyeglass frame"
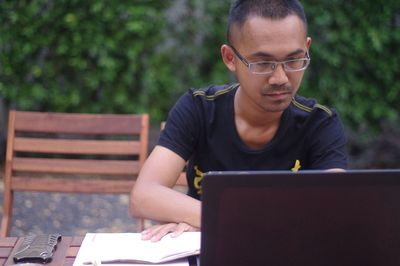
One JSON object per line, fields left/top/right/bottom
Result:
{"left": 228, "top": 44, "right": 311, "bottom": 75}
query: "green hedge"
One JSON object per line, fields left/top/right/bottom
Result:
{"left": 0, "top": 1, "right": 172, "bottom": 118}
{"left": 302, "top": 0, "right": 400, "bottom": 133}
{"left": 1, "top": 0, "right": 399, "bottom": 133}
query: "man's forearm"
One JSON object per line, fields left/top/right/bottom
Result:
{"left": 131, "top": 184, "right": 201, "bottom": 228}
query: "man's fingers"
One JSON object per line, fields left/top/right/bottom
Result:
{"left": 170, "top": 222, "right": 189, "bottom": 238}
{"left": 141, "top": 222, "right": 199, "bottom": 241}
{"left": 150, "top": 224, "right": 177, "bottom": 242}
{"left": 141, "top": 224, "right": 161, "bottom": 240}
{"left": 141, "top": 223, "right": 176, "bottom": 241}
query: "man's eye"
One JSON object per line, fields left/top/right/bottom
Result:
{"left": 258, "top": 62, "right": 273, "bottom": 66}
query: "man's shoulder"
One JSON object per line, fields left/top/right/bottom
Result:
{"left": 290, "top": 95, "right": 335, "bottom": 118}
{"left": 189, "top": 83, "right": 238, "bottom": 101}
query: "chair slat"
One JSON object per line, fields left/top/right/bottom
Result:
{"left": 12, "top": 157, "right": 140, "bottom": 175}
{"left": 12, "top": 177, "right": 135, "bottom": 193}
{"left": 14, "top": 137, "right": 141, "bottom": 155}
{"left": 13, "top": 111, "right": 147, "bottom": 134}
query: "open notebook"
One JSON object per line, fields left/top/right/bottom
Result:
{"left": 200, "top": 170, "right": 400, "bottom": 266}
{"left": 73, "top": 232, "right": 200, "bottom": 265}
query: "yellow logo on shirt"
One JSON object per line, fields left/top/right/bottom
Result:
{"left": 291, "top": 160, "right": 301, "bottom": 172}
{"left": 193, "top": 165, "right": 205, "bottom": 195}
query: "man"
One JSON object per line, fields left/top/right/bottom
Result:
{"left": 131, "top": 0, "right": 347, "bottom": 241}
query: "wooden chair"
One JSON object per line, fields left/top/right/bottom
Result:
{"left": 1, "top": 110, "right": 149, "bottom": 236}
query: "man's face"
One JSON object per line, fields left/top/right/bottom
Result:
{"left": 228, "top": 15, "right": 311, "bottom": 113}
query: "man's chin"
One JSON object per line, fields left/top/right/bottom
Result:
{"left": 261, "top": 98, "right": 292, "bottom": 113}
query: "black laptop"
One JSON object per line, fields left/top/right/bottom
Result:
{"left": 200, "top": 170, "right": 400, "bottom": 266}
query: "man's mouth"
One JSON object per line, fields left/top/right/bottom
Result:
{"left": 265, "top": 91, "right": 290, "bottom": 96}
{"left": 262, "top": 90, "right": 291, "bottom": 99}
{"left": 261, "top": 86, "right": 292, "bottom": 97}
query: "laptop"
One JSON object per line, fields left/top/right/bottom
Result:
{"left": 200, "top": 170, "right": 400, "bottom": 266}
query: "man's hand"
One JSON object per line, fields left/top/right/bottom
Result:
{"left": 141, "top": 222, "right": 200, "bottom": 242}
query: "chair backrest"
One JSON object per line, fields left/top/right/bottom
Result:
{"left": 1, "top": 110, "right": 149, "bottom": 236}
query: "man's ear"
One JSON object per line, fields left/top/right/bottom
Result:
{"left": 221, "top": 44, "right": 236, "bottom": 72}
{"left": 306, "top": 37, "right": 312, "bottom": 50}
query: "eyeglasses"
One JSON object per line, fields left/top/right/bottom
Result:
{"left": 229, "top": 45, "right": 311, "bottom": 75}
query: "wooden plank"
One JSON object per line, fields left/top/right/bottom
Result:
{"left": 12, "top": 157, "right": 140, "bottom": 175}
{"left": 50, "top": 236, "right": 72, "bottom": 266}
{"left": 12, "top": 177, "right": 136, "bottom": 193}
{"left": 0, "top": 238, "right": 17, "bottom": 261}
{"left": 64, "top": 258, "right": 75, "bottom": 266}
{"left": 14, "top": 137, "right": 141, "bottom": 155}
{"left": 0, "top": 247, "right": 12, "bottom": 259}
{"left": 0, "top": 238, "right": 17, "bottom": 247}
{"left": 0, "top": 236, "right": 81, "bottom": 266}
{"left": 14, "top": 112, "right": 148, "bottom": 135}
{"left": 66, "top": 246, "right": 80, "bottom": 257}
{"left": 1, "top": 112, "right": 16, "bottom": 237}
{"left": 66, "top": 237, "right": 84, "bottom": 266}
{"left": 70, "top": 236, "right": 84, "bottom": 247}
{"left": 5, "top": 237, "right": 24, "bottom": 265}
{"left": 4, "top": 237, "right": 72, "bottom": 266}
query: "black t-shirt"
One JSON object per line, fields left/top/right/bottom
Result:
{"left": 159, "top": 83, "right": 348, "bottom": 199}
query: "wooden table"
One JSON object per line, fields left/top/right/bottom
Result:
{"left": 0, "top": 236, "right": 83, "bottom": 266}
{"left": 0, "top": 236, "right": 197, "bottom": 266}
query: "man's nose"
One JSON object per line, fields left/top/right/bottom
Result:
{"left": 268, "top": 64, "right": 289, "bottom": 86}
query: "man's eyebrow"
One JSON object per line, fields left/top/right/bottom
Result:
{"left": 286, "top": 49, "right": 307, "bottom": 57}
{"left": 250, "top": 49, "right": 306, "bottom": 59}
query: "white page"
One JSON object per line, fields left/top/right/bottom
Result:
{"left": 80, "top": 258, "right": 189, "bottom": 266}
{"left": 73, "top": 232, "right": 200, "bottom": 266}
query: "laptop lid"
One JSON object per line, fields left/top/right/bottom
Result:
{"left": 200, "top": 170, "right": 400, "bottom": 266}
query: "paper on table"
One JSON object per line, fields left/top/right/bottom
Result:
{"left": 73, "top": 232, "right": 200, "bottom": 266}
{"left": 77, "top": 258, "right": 189, "bottom": 266}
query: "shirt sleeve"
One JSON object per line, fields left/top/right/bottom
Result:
{"left": 158, "top": 90, "right": 201, "bottom": 161}
{"left": 307, "top": 110, "right": 348, "bottom": 169}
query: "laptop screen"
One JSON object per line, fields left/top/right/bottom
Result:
{"left": 200, "top": 170, "right": 400, "bottom": 266}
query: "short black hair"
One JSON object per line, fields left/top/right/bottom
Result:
{"left": 227, "top": 0, "right": 308, "bottom": 43}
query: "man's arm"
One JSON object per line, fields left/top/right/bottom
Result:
{"left": 130, "top": 145, "right": 201, "bottom": 231}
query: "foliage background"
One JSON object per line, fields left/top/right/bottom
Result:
{"left": 0, "top": 0, "right": 399, "bottom": 168}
